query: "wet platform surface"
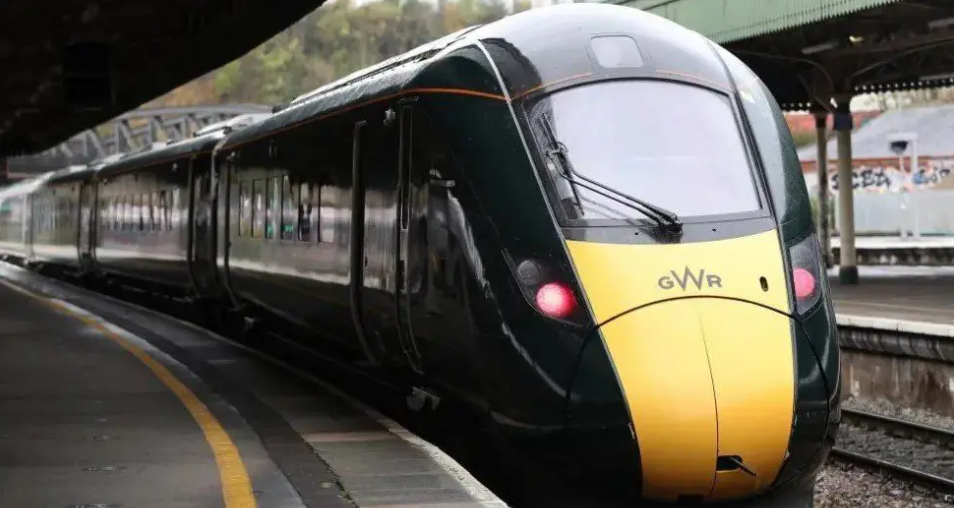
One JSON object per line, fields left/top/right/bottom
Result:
{"left": 829, "top": 266, "right": 954, "bottom": 325}
{"left": 0, "top": 278, "right": 304, "bottom": 507}
{"left": 0, "top": 264, "right": 503, "bottom": 508}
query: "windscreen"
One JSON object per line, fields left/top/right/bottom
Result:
{"left": 529, "top": 80, "right": 761, "bottom": 225}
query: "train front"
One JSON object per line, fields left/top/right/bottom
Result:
{"left": 487, "top": 4, "right": 841, "bottom": 506}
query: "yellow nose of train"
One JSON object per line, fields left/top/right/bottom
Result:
{"left": 566, "top": 230, "right": 796, "bottom": 502}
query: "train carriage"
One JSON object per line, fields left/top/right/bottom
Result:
{"left": 90, "top": 114, "right": 269, "bottom": 301}
{"left": 0, "top": 174, "right": 53, "bottom": 262}
{"left": 29, "top": 165, "right": 99, "bottom": 273}
{"left": 213, "top": 5, "right": 839, "bottom": 506}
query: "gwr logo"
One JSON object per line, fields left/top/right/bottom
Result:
{"left": 658, "top": 267, "right": 723, "bottom": 291}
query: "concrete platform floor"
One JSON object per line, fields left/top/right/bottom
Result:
{"left": 0, "top": 278, "right": 305, "bottom": 508}
{"left": 0, "top": 264, "right": 503, "bottom": 508}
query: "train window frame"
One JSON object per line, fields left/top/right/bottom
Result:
{"left": 520, "top": 77, "right": 772, "bottom": 229}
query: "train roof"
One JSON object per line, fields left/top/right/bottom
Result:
{"left": 97, "top": 113, "right": 271, "bottom": 178}
{"left": 0, "top": 172, "right": 54, "bottom": 201}
{"left": 221, "top": 61, "right": 422, "bottom": 150}
{"left": 222, "top": 3, "right": 737, "bottom": 151}
{"left": 46, "top": 164, "right": 100, "bottom": 185}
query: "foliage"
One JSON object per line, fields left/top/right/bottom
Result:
{"left": 791, "top": 129, "right": 818, "bottom": 148}
{"left": 150, "top": 0, "right": 532, "bottom": 107}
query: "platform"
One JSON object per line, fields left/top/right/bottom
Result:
{"left": 829, "top": 236, "right": 954, "bottom": 265}
{"left": 829, "top": 266, "right": 954, "bottom": 326}
{"left": 0, "top": 263, "right": 505, "bottom": 508}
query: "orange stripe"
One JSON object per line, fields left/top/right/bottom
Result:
{"left": 511, "top": 72, "right": 594, "bottom": 100}
{"left": 654, "top": 69, "right": 730, "bottom": 91}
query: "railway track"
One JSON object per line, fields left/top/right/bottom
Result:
{"left": 832, "top": 407, "right": 954, "bottom": 494}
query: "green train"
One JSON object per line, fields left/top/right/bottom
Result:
{"left": 0, "top": 4, "right": 839, "bottom": 506}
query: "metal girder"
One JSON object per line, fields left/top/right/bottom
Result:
{"left": 4, "top": 104, "right": 269, "bottom": 179}
{"left": 608, "top": 0, "right": 954, "bottom": 110}
{"left": 608, "top": 0, "right": 905, "bottom": 44}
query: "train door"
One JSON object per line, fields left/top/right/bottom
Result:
{"left": 395, "top": 101, "right": 425, "bottom": 374}
{"left": 349, "top": 120, "right": 380, "bottom": 367}
{"left": 189, "top": 158, "right": 217, "bottom": 293}
{"left": 77, "top": 182, "right": 96, "bottom": 270}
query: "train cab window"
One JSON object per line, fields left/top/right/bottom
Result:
{"left": 252, "top": 179, "right": 264, "bottom": 238}
{"left": 238, "top": 182, "right": 251, "bottom": 237}
{"left": 281, "top": 175, "right": 295, "bottom": 241}
{"left": 529, "top": 80, "right": 760, "bottom": 225}
{"left": 298, "top": 183, "right": 313, "bottom": 242}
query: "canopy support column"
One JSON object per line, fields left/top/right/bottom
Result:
{"left": 834, "top": 98, "right": 857, "bottom": 284}
{"left": 812, "top": 109, "right": 832, "bottom": 268}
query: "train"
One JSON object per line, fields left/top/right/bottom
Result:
{"left": 0, "top": 4, "right": 840, "bottom": 507}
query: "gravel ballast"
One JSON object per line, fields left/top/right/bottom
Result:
{"left": 815, "top": 462, "right": 954, "bottom": 507}
{"left": 810, "top": 394, "right": 954, "bottom": 506}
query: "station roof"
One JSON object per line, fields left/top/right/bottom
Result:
{"left": 605, "top": 0, "right": 954, "bottom": 110}
{"left": 0, "top": 0, "right": 323, "bottom": 156}
{"left": 798, "top": 103, "right": 954, "bottom": 161}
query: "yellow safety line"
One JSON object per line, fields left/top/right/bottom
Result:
{"left": 0, "top": 279, "right": 257, "bottom": 508}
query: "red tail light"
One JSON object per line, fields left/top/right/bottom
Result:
{"left": 535, "top": 282, "right": 577, "bottom": 318}
{"left": 792, "top": 267, "right": 816, "bottom": 300}
{"left": 787, "top": 234, "right": 823, "bottom": 314}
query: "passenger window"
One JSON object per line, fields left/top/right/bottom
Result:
{"left": 281, "top": 176, "right": 295, "bottom": 241}
{"left": 156, "top": 191, "right": 165, "bottom": 231}
{"left": 151, "top": 192, "right": 159, "bottom": 232}
{"left": 298, "top": 183, "right": 312, "bottom": 242}
{"left": 239, "top": 182, "right": 251, "bottom": 238}
{"left": 99, "top": 199, "right": 107, "bottom": 232}
{"left": 123, "top": 196, "right": 131, "bottom": 231}
{"left": 114, "top": 198, "right": 120, "bottom": 231}
{"left": 171, "top": 188, "right": 181, "bottom": 231}
{"left": 164, "top": 190, "right": 173, "bottom": 231}
{"left": 138, "top": 194, "right": 145, "bottom": 232}
{"left": 143, "top": 193, "right": 152, "bottom": 232}
{"left": 318, "top": 184, "right": 336, "bottom": 244}
{"left": 252, "top": 179, "right": 264, "bottom": 238}
{"left": 266, "top": 176, "right": 279, "bottom": 240}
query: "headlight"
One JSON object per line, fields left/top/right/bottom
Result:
{"left": 787, "top": 233, "right": 823, "bottom": 315}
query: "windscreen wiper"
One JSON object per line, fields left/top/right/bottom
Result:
{"left": 536, "top": 116, "right": 682, "bottom": 232}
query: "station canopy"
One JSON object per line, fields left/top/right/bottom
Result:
{"left": 605, "top": 0, "right": 954, "bottom": 111}
{"left": 0, "top": 0, "right": 323, "bottom": 156}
